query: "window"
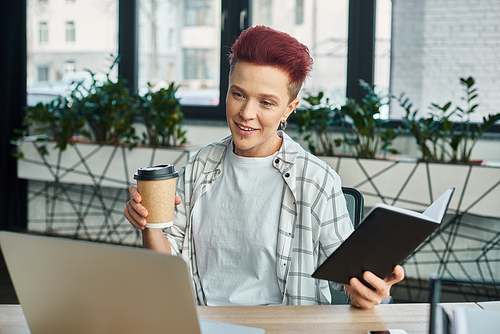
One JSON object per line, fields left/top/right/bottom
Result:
{"left": 183, "top": 0, "right": 216, "bottom": 26}
{"left": 252, "top": 0, "right": 349, "bottom": 105}
{"left": 37, "top": 66, "right": 49, "bottom": 81}
{"left": 374, "top": 0, "right": 392, "bottom": 119}
{"left": 138, "top": 0, "right": 221, "bottom": 108}
{"left": 27, "top": 0, "right": 118, "bottom": 106}
{"left": 295, "top": 0, "right": 304, "bottom": 25}
{"left": 63, "top": 61, "right": 76, "bottom": 74}
{"left": 183, "top": 48, "right": 215, "bottom": 80}
{"left": 66, "top": 21, "right": 75, "bottom": 43}
{"left": 39, "top": 22, "right": 48, "bottom": 43}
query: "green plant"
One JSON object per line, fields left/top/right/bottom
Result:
{"left": 336, "top": 80, "right": 399, "bottom": 159}
{"left": 138, "top": 82, "right": 187, "bottom": 147}
{"left": 10, "top": 95, "right": 89, "bottom": 158}
{"left": 296, "top": 92, "right": 338, "bottom": 155}
{"left": 398, "top": 76, "right": 500, "bottom": 163}
{"left": 71, "top": 57, "right": 138, "bottom": 145}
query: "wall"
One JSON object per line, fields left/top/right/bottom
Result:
{"left": 390, "top": 0, "right": 500, "bottom": 122}
{"left": 181, "top": 122, "right": 500, "bottom": 163}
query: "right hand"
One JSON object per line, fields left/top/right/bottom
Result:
{"left": 124, "top": 186, "right": 182, "bottom": 230}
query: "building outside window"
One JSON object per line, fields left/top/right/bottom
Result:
{"left": 63, "top": 61, "right": 76, "bottom": 74}
{"left": 138, "top": 0, "right": 221, "bottom": 106}
{"left": 252, "top": 0, "right": 349, "bottom": 105}
{"left": 183, "top": 0, "right": 215, "bottom": 26}
{"left": 66, "top": 21, "right": 75, "bottom": 43}
{"left": 183, "top": 48, "right": 215, "bottom": 80}
{"left": 39, "top": 22, "right": 48, "bottom": 43}
{"left": 37, "top": 66, "right": 49, "bottom": 81}
{"left": 295, "top": 0, "right": 304, "bottom": 25}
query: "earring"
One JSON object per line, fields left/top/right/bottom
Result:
{"left": 280, "top": 120, "right": 287, "bottom": 130}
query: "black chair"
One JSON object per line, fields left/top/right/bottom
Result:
{"left": 342, "top": 186, "right": 364, "bottom": 229}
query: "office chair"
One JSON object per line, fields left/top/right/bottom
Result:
{"left": 342, "top": 186, "right": 364, "bottom": 229}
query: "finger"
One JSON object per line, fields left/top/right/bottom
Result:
{"left": 362, "top": 271, "right": 390, "bottom": 297}
{"left": 384, "top": 265, "right": 405, "bottom": 286}
{"left": 175, "top": 196, "right": 182, "bottom": 205}
{"left": 129, "top": 197, "right": 148, "bottom": 218}
{"left": 350, "top": 276, "right": 381, "bottom": 302}
{"left": 127, "top": 200, "right": 148, "bottom": 227}
{"left": 129, "top": 185, "right": 141, "bottom": 202}
{"left": 344, "top": 283, "right": 375, "bottom": 309}
{"left": 124, "top": 204, "right": 145, "bottom": 230}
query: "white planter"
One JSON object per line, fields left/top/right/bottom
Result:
{"left": 320, "top": 155, "right": 500, "bottom": 284}
{"left": 18, "top": 138, "right": 198, "bottom": 188}
{"left": 320, "top": 156, "right": 500, "bottom": 218}
{"left": 17, "top": 138, "right": 200, "bottom": 245}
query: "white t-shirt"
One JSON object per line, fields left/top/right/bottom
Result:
{"left": 191, "top": 143, "right": 284, "bottom": 306}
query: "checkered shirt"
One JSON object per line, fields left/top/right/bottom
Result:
{"left": 163, "top": 131, "right": 354, "bottom": 305}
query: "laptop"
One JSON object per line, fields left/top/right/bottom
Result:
{"left": 0, "top": 231, "right": 265, "bottom": 334}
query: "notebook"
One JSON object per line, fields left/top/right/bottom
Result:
{"left": 0, "top": 231, "right": 265, "bottom": 334}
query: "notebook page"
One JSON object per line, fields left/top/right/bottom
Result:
{"left": 422, "top": 188, "right": 455, "bottom": 223}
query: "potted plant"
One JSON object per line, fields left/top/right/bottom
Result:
{"left": 335, "top": 80, "right": 399, "bottom": 159}
{"left": 12, "top": 56, "right": 195, "bottom": 244}
{"left": 138, "top": 82, "right": 187, "bottom": 148}
{"left": 297, "top": 80, "right": 399, "bottom": 159}
{"left": 396, "top": 76, "right": 500, "bottom": 164}
{"left": 296, "top": 92, "right": 339, "bottom": 156}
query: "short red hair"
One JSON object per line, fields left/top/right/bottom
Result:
{"left": 228, "top": 25, "right": 313, "bottom": 101}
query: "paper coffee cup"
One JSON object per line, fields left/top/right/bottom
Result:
{"left": 134, "top": 164, "right": 179, "bottom": 228}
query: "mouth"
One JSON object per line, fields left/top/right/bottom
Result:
{"left": 235, "top": 122, "right": 258, "bottom": 135}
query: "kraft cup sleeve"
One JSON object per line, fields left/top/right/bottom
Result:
{"left": 137, "top": 178, "right": 177, "bottom": 228}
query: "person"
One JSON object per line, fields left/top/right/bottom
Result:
{"left": 124, "top": 25, "right": 404, "bottom": 309}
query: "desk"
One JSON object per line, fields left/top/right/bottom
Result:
{"left": 0, "top": 302, "right": 492, "bottom": 334}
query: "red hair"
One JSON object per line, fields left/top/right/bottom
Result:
{"left": 228, "top": 25, "right": 313, "bottom": 100}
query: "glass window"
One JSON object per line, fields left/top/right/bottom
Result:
{"left": 37, "top": 66, "right": 49, "bottom": 81}
{"left": 251, "top": 0, "right": 349, "bottom": 106}
{"left": 39, "top": 22, "right": 48, "bottom": 43}
{"left": 138, "top": 0, "right": 221, "bottom": 106}
{"left": 183, "top": 0, "right": 216, "bottom": 26}
{"left": 63, "top": 61, "right": 76, "bottom": 74}
{"left": 27, "top": 0, "right": 118, "bottom": 106}
{"left": 295, "top": 0, "right": 304, "bottom": 25}
{"left": 374, "top": 0, "right": 392, "bottom": 119}
{"left": 66, "top": 21, "right": 75, "bottom": 43}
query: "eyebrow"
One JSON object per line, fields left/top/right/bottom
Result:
{"left": 230, "top": 84, "right": 281, "bottom": 103}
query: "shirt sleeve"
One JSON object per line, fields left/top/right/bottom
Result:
{"left": 314, "top": 170, "right": 354, "bottom": 302}
{"left": 162, "top": 164, "right": 188, "bottom": 256}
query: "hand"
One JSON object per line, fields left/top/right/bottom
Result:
{"left": 344, "top": 265, "right": 405, "bottom": 309}
{"left": 124, "top": 185, "right": 182, "bottom": 230}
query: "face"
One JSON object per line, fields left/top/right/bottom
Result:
{"left": 226, "top": 61, "right": 300, "bottom": 157}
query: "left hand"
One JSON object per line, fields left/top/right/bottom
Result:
{"left": 344, "top": 265, "right": 405, "bottom": 309}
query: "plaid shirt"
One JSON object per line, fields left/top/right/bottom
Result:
{"left": 164, "top": 131, "right": 354, "bottom": 305}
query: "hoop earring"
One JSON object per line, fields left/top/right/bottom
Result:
{"left": 280, "top": 120, "right": 287, "bottom": 130}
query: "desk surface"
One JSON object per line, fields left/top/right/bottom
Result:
{"left": 0, "top": 302, "right": 493, "bottom": 334}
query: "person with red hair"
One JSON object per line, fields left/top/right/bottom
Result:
{"left": 125, "top": 26, "right": 404, "bottom": 308}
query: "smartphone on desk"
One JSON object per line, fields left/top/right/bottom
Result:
{"left": 368, "top": 330, "right": 408, "bottom": 334}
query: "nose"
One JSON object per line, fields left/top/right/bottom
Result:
{"left": 239, "top": 102, "right": 255, "bottom": 122}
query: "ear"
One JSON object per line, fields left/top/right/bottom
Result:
{"left": 281, "top": 98, "right": 300, "bottom": 122}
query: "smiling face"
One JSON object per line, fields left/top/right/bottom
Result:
{"left": 226, "top": 61, "right": 300, "bottom": 157}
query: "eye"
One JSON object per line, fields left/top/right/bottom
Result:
{"left": 232, "top": 91, "right": 244, "bottom": 99}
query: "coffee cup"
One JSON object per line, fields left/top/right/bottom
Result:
{"left": 134, "top": 164, "right": 179, "bottom": 228}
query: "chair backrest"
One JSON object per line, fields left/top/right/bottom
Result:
{"left": 342, "top": 186, "right": 364, "bottom": 229}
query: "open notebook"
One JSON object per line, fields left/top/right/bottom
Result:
{"left": 0, "top": 231, "right": 264, "bottom": 334}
